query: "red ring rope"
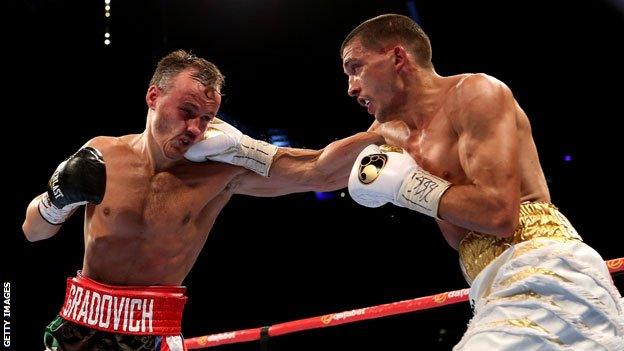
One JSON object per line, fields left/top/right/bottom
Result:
{"left": 185, "top": 257, "right": 624, "bottom": 349}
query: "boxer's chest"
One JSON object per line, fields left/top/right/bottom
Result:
{"left": 403, "top": 122, "right": 466, "bottom": 184}
{"left": 95, "top": 162, "right": 234, "bottom": 232}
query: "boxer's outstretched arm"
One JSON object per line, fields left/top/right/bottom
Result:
{"left": 437, "top": 74, "right": 521, "bottom": 237}
{"left": 230, "top": 131, "right": 384, "bottom": 196}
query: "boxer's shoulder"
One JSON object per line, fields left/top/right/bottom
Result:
{"left": 73, "top": 136, "right": 145, "bottom": 175}
{"left": 81, "top": 135, "right": 125, "bottom": 151}
{"left": 83, "top": 135, "right": 141, "bottom": 157}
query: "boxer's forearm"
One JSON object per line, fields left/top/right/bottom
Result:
{"left": 318, "top": 132, "right": 385, "bottom": 183}
{"left": 437, "top": 184, "right": 519, "bottom": 238}
{"left": 272, "top": 131, "right": 384, "bottom": 191}
{"left": 22, "top": 193, "right": 64, "bottom": 242}
{"left": 232, "top": 132, "right": 384, "bottom": 196}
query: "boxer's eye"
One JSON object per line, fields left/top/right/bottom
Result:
{"left": 181, "top": 108, "right": 195, "bottom": 117}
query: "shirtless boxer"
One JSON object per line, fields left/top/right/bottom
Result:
{"left": 21, "top": 50, "right": 383, "bottom": 350}
{"left": 342, "top": 14, "right": 624, "bottom": 350}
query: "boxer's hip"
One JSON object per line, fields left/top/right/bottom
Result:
{"left": 458, "top": 201, "right": 582, "bottom": 284}
{"left": 45, "top": 272, "right": 188, "bottom": 350}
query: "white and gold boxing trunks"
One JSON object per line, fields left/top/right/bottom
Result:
{"left": 454, "top": 202, "right": 624, "bottom": 350}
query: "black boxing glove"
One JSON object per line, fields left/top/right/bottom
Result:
{"left": 38, "top": 147, "right": 106, "bottom": 224}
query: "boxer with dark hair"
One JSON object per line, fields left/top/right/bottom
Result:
{"left": 342, "top": 14, "right": 624, "bottom": 350}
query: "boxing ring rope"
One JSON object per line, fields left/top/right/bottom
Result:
{"left": 185, "top": 257, "right": 624, "bottom": 349}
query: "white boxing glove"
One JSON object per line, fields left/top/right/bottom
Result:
{"left": 185, "top": 118, "right": 278, "bottom": 177}
{"left": 348, "top": 144, "right": 451, "bottom": 219}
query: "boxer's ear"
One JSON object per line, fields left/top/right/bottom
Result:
{"left": 146, "top": 85, "right": 161, "bottom": 109}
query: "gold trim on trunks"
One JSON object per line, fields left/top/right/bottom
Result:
{"left": 459, "top": 202, "right": 580, "bottom": 283}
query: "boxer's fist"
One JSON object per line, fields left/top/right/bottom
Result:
{"left": 185, "top": 118, "right": 278, "bottom": 177}
{"left": 47, "top": 147, "right": 106, "bottom": 208}
{"left": 348, "top": 144, "right": 451, "bottom": 218}
{"left": 38, "top": 147, "right": 106, "bottom": 224}
{"left": 184, "top": 117, "right": 243, "bottom": 163}
{"left": 348, "top": 144, "right": 418, "bottom": 208}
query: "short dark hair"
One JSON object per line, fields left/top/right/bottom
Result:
{"left": 341, "top": 14, "right": 432, "bottom": 68}
{"left": 150, "top": 50, "right": 225, "bottom": 93}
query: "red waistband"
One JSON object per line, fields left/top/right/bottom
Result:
{"left": 59, "top": 274, "right": 187, "bottom": 336}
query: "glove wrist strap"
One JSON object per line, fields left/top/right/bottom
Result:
{"left": 236, "top": 134, "right": 278, "bottom": 177}
{"left": 37, "top": 192, "right": 84, "bottom": 225}
{"left": 397, "top": 169, "right": 451, "bottom": 219}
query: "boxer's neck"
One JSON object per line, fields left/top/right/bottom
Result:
{"left": 133, "top": 131, "right": 184, "bottom": 173}
{"left": 398, "top": 71, "right": 451, "bottom": 130}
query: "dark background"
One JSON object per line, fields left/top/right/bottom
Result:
{"left": 4, "top": 0, "right": 624, "bottom": 350}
